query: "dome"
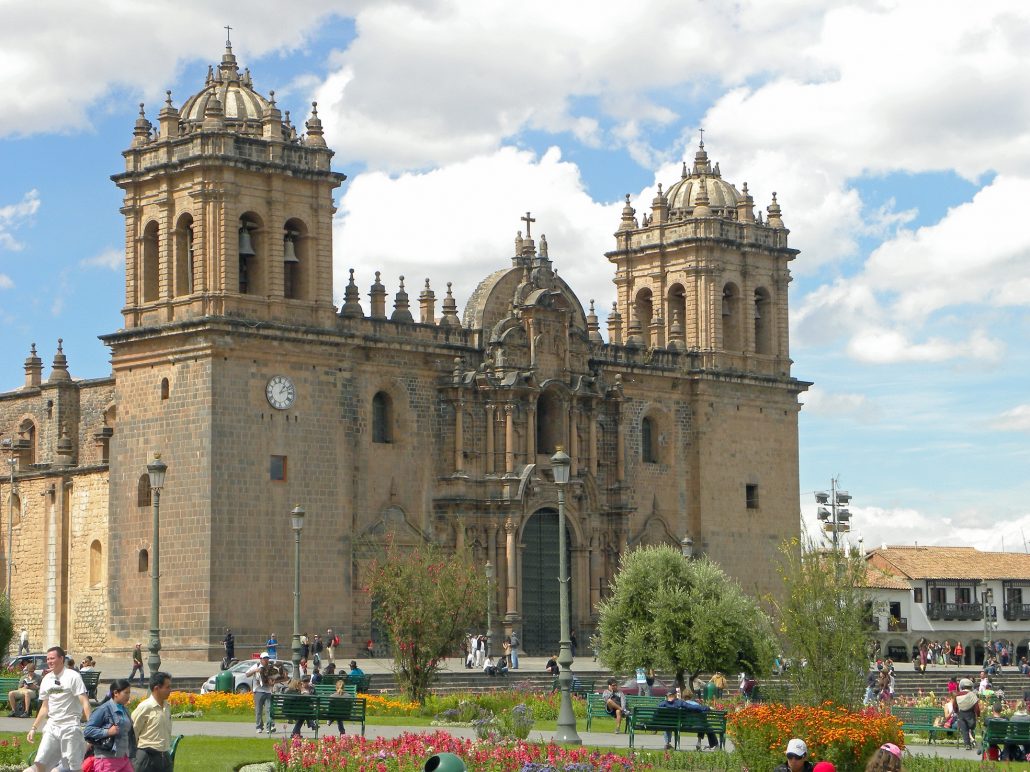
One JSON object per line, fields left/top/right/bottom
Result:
{"left": 663, "top": 143, "right": 741, "bottom": 219}
{"left": 178, "top": 45, "right": 271, "bottom": 131}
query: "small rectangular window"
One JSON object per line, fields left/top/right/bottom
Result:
{"left": 270, "top": 455, "right": 287, "bottom": 481}
{"left": 913, "top": 587, "right": 923, "bottom": 603}
{"left": 745, "top": 483, "right": 759, "bottom": 509}
{"left": 930, "top": 586, "right": 946, "bottom": 604}
{"left": 956, "top": 587, "right": 971, "bottom": 604}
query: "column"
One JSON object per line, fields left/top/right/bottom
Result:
{"left": 488, "top": 525, "right": 499, "bottom": 643}
{"left": 504, "top": 404, "right": 515, "bottom": 474}
{"left": 589, "top": 532, "right": 601, "bottom": 611}
{"left": 527, "top": 401, "right": 537, "bottom": 458}
{"left": 504, "top": 519, "right": 518, "bottom": 621}
{"left": 568, "top": 399, "right": 579, "bottom": 477}
{"left": 588, "top": 406, "right": 598, "bottom": 476}
{"left": 485, "top": 404, "right": 495, "bottom": 474}
{"left": 453, "top": 401, "right": 464, "bottom": 474}
{"left": 615, "top": 404, "right": 625, "bottom": 483}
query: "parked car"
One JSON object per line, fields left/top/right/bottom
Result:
{"left": 3, "top": 653, "right": 59, "bottom": 675}
{"left": 200, "top": 658, "right": 293, "bottom": 694}
{"left": 618, "top": 677, "right": 674, "bottom": 697}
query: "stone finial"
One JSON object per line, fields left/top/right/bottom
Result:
{"left": 390, "top": 275, "right": 414, "bottom": 323}
{"left": 55, "top": 424, "right": 74, "bottom": 467}
{"left": 692, "top": 177, "right": 712, "bottom": 218}
{"left": 262, "top": 89, "right": 283, "bottom": 140}
{"left": 202, "top": 95, "right": 225, "bottom": 131}
{"left": 304, "top": 101, "right": 326, "bottom": 148}
{"left": 587, "top": 300, "right": 603, "bottom": 343}
{"left": 339, "top": 268, "right": 365, "bottom": 318}
{"left": 693, "top": 138, "right": 711, "bottom": 175}
{"left": 24, "top": 342, "right": 42, "bottom": 388}
{"left": 625, "top": 313, "right": 644, "bottom": 349}
{"left": 369, "top": 271, "right": 387, "bottom": 319}
{"left": 48, "top": 338, "right": 71, "bottom": 383}
{"left": 681, "top": 161, "right": 689, "bottom": 179}
{"left": 206, "top": 65, "right": 214, "bottom": 85}
{"left": 439, "top": 282, "right": 462, "bottom": 329}
{"left": 736, "top": 181, "right": 755, "bottom": 223}
{"left": 158, "top": 90, "right": 180, "bottom": 141}
{"left": 668, "top": 309, "right": 687, "bottom": 352}
{"left": 766, "top": 191, "right": 785, "bottom": 228}
{"left": 419, "top": 278, "right": 437, "bottom": 325}
{"left": 607, "top": 301, "right": 623, "bottom": 346}
{"left": 132, "top": 103, "right": 153, "bottom": 147}
{"left": 618, "top": 194, "right": 638, "bottom": 232}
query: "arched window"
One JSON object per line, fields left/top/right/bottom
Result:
{"left": 137, "top": 475, "right": 151, "bottom": 507}
{"left": 138, "top": 549, "right": 149, "bottom": 573}
{"left": 536, "top": 390, "right": 563, "bottom": 455}
{"left": 754, "top": 287, "right": 772, "bottom": 354}
{"left": 238, "top": 213, "right": 263, "bottom": 295}
{"left": 89, "top": 540, "right": 103, "bottom": 587}
{"left": 17, "top": 420, "right": 36, "bottom": 467}
{"left": 641, "top": 416, "right": 658, "bottom": 463}
{"left": 142, "top": 220, "right": 160, "bottom": 303}
{"left": 722, "top": 282, "right": 741, "bottom": 351}
{"left": 160, "top": 378, "right": 169, "bottom": 401}
{"left": 372, "top": 392, "right": 392, "bottom": 444}
{"left": 634, "top": 288, "right": 654, "bottom": 347}
{"left": 174, "top": 213, "right": 195, "bottom": 297}
{"left": 667, "top": 284, "right": 687, "bottom": 346}
{"left": 283, "top": 219, "right": 309, "bottom": 300}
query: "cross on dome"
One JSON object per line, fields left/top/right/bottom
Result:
{"left": 521, "top": 212, "right": 536, "bottom": 238}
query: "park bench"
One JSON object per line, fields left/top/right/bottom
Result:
{"left": 626, "top": 695, "right": 660, "bottom": 715}
{"left": 981, "top": 718, "right": 1030, "bottom": 760}
{"left": 550, "top": 677, "right": 594, "bottom": 699}
{"left": 628, "top": 705, "right": 727, "bottom": 750}
{"left": 80, "top": 671, "right": 101, "bottom": 702}
{"left": 344, "top": 673, "right": 372, "bottom": 693}
{"left": 313, "top": 682, "right": 356, "bottom": 697}
{"left": 0, "top": 676, "right": 40, "bottom": 714}
{"left": 890, "top": 706, "right": 956, "bottom": 744}
{"left": 270, "top": 693, "right": 366, "bottom": 739}
{"left": 585, "top": 693, "right": 612, "bottom": 731}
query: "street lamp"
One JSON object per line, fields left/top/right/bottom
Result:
{"left": 981, "top": 582, "right": 996, "bottom": 665}
{"left": 290, "top": 506, "right": 305, "bottom": 674}
{"left": 2, "top": 438, "right": 15, "bottom": 604}
{"left": 146, "top": 454, "right": 167, "bottom": 676}
{"left": 485, "top": 561, "right": 494, "bottom": 661}
{"left": 550, "top": 447, "right": 581, "bottom": 745}
{"left": 815, "top": 478, "right": 853, "bottom": 553}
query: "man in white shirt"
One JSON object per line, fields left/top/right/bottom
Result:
{"left": 18, "top": 628, "right": 29, "bottom": 655}
{"left": 24, "top": 646, "right": 90, "bottom": 772}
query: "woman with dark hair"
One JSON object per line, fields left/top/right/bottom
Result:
{"left": 83, "top": 679, "right": 136, "bottom": 771}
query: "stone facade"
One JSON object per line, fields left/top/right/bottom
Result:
{"left": 0, "top": 45, "right": 809, "bottom": 660}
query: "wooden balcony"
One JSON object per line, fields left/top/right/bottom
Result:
{"left": 1004, "top": 603, "right": 1030, "bottom": 621}
{"left": 888, "top": 617, "right": 908, "bottom": 632}
{"left": 927, "top": 602, "right": 983, "bottom": 621}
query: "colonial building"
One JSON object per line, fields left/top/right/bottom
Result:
{"left": 866, "top": 545, "right": 1030, "bottom": 664}
{"left": 0, "top": 44, "right": 808, "bottom": 659}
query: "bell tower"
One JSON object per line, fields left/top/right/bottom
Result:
{"left": 112, "top": 41, "right": 345, "bottom": 329}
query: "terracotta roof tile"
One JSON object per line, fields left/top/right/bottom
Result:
{"left": 865, "top": 567, "right": 910, "bottom": 590}
{"left": 865, "top": 546, "right": 1030, "bottom": 581}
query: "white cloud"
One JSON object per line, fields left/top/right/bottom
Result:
{"left": 801, "top": 386, "right": 879, "bottom": 421}
{"left": 80, "top": 248, "right": 122, "bottom": 271}
{"left": 0, "top": 1, "right": 353, "bottom": 137}
{"left": 993, "top": 405, "right": 1030, "bottom": 432}
{"left": 0, "top": 190, "right": 40, "bottom": 251}
{"left": 334, "top": 146, "right": 621, "bottom": 315}
{"left": 0, "top": 275, "right": 12, "bottom": 289}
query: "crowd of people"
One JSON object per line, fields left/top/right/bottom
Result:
{"left": 462, "top": 630, "right": 520, "bottom": 672}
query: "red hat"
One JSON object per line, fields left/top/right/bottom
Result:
{"left": 813, "top": 763, "right": 836, "bottom": 772}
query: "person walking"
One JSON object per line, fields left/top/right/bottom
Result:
{"left": 131, "top": 672, "right": 173, "bottom": 772}
{"left": 509, "top": 630, "right": 520, "bottom": 670}
{"left": 128, "top": 643, "right": 145, "bottom": 686}
{"left": 952, "top": 677, "right": 981, "bottom": 750}
{"left": 312, "top": 634, "right": 323, "bottom": 667}
{"left": 83, "top": 679, "right": 136, "bottom": 772}
{"left": 326, "top": 628, "right": 337, "bottom": 665}
{"left": 266, "top": 633, "right": 278, "bottom": 660}
{"left": 222, "top": 628, "right": 235, "bottom": 668}
{"left": 18, "top": 628, "right": 29, "bottom": 655}
{"left": 246, "top": 653, "right": 284, "bottom": 733}
{"left": 25, "top": 646, "right": 91, "bottom": 772}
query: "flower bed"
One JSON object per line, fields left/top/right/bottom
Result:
{"left": 274, "top": 731, "right": 641, "bottom": 771}
{"left": 729, "top": 703, "right": 903, "bottom": 772}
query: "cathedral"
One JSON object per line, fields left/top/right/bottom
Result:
{"left": 0, "top": 44, "right": 808, "bottom": 659}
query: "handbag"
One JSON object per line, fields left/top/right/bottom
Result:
{"left": 92, "top": 732, "right": 117, "bottom": 753}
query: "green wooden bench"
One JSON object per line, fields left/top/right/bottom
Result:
{"left": 318, "top": 694, "right": 367, "bottom": 737}
{"left": 680, "top": 709, "right": 728, "bottom": 750}
{"left": 550, "top": 677, "right": 594, "bottom": 699}
{"left": 313, "top": 682, "right": 356, "bottom": 697}
{"left": 585, "top": 692, "right": 613, "bottom": 731}
{"left": 626, "top": 695, "right": 660, "bottom": 714}
{"left": 344, "top": 673, "right": 372, "bottom": 694}
{"left": 170, "top": 734, "right": 184, "bottom": 769}
{"left": 628, "top": 706, "right": 683, "bottom": 749}
{"left": 80, "top": 671, "right": 101, "bottom": 702}
{"left": 0, "top": 676, "right": 40, "bottom": 714}
{"left": 982, "top": 718, "right": 1030, "bottom": 760}
{"left": 891, "top": 706, "right": 956, "bottom": 744}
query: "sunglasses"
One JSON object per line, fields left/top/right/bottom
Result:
{"left": 787, "top": 753, "right": 803, "bottom": 760}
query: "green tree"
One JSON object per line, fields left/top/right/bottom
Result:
{"left": 596, "top": 544, "right": 776, "bottom": 692}
{"left": 775, "top": 535, "right": 870, "bottom": 707}
{"left": 0, "top": 597, "right": 13, "bottom": 660}
{"left": 366, "top": 539, "right": 486, "bottom": 704}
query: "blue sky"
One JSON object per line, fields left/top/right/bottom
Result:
{"left": 1, "top": 0, "right": 1028, "bottom": 550}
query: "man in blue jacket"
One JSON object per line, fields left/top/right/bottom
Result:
{"left": 658, "top": 689, "right": 719, "bottom": 751}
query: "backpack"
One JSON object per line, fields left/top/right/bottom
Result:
{"left": 333, "top": 635, "right": 340, "bottom": 647}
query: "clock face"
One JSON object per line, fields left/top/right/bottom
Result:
{"left": 266, "top": 376, "right": 296, "bottom": 410}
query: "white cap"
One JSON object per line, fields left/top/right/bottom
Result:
{"left": 787, "top": 739, "right": 808, "bottom": 757}
{"left": 260, "top": 652, "right": 271, "bottom": 659}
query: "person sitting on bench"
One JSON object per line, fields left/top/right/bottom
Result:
{"left": 659, "top": 688, "right": 718, "bottom": 751}
{"left": 601, "top": 678, "right": 625, "bottom": 732}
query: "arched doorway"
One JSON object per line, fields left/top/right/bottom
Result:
{"left": 521, "top": 509, "right": 573, "bottom": 655}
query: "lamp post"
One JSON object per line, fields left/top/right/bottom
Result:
{"left": 146, "top": 454, "right": 167, "bottom": 676}
{"left": 815, "top": 478, "right": 852, "bottom": 553}
{"left": 290, "top": 506, "right": 305, "bottom": 674}
{"left": 485, "top": 561, "right": 494, "bottom": 661}
{"left": 981, "top": 582, "right": 995, "bottom": 665}
{"left": 2, "top": 438, "right": 15, "bottom": 604}
{"left": 550, "top": 447, "right": 581, "bottom": 745}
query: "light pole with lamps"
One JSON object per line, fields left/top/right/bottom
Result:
{"left": 981, "top": 582, "right": 995, "bottom": 665}
{"left": 146, "top": 454, "right": 167, "bottom": 676}
{"left": 550, "top": 447, "right": 581, "bottom": 745}
{"left": 290, "top": 506, "right": 305, "bottom": 673}
{"left": 2, "top": 438, "right": 15, "bottom": 603}
{"left": 485, "top": 561, "right": 494, "bottom": 662}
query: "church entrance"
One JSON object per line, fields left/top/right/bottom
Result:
{"left": 520, "top": 509, "right": 574, "bottom": 656}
